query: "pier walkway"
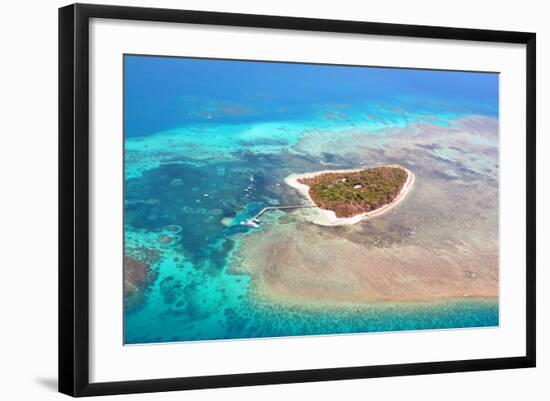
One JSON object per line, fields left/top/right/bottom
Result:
{"left": 241, "top": 204, "right": 314, "bottom": 228}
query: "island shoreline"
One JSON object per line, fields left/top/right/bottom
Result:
{"left": 284, "top": 164, "right": 415, "bottom": 226}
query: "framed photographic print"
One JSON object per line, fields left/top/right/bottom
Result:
{"left": 58, "top": 3, "right": 536, "bottom": 397}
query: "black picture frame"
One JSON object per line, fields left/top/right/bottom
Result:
{"left": 59, "top": 3, "right": 536, "bottom": 397}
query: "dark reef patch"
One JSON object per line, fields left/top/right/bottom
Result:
{"left": 160, "top": 276, "right": 183, "bottom": 304}
{"left": 124, "top": 255, "right": 158, "bottom": 313}
{"left": 125, "top": 155, "right": 287, "bottom": 268}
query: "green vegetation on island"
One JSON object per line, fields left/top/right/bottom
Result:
{"left": 299, "top": 166, "right": 408, "bottom": 218}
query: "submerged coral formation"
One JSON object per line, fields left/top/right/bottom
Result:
{"left": 124, "top": 255, "right": 158, "bottom": 312}
{"left": 123, "top": 55, "right": 500, "bottom": 344}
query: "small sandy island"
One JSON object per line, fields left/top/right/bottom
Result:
{"left": 284, "top": 165, "right": 415, "bottom": 226}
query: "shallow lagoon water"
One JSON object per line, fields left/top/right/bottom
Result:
{"left": 124, "top": 55, "right": 499, "bottom": 344}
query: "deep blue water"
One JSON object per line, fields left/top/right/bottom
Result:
{"left": 123, "top": 55, "right": 499, "bottom": 344}
{"left": 124, "top": 55, "right": 498, "bottom": 138}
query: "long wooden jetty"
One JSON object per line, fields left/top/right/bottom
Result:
{"left": 241, "top": 204, "right": 314, "bottom": 228}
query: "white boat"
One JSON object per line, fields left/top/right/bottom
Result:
{"left": 240, "top": 218, "right": 261, "bottom": 228}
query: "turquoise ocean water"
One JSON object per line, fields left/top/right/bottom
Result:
{"left": 124, "top": 55, "right": 499, "bottom": 344}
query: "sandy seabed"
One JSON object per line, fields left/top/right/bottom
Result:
{"left": 233, "top": 116, "right": 500, "bottom": 307}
